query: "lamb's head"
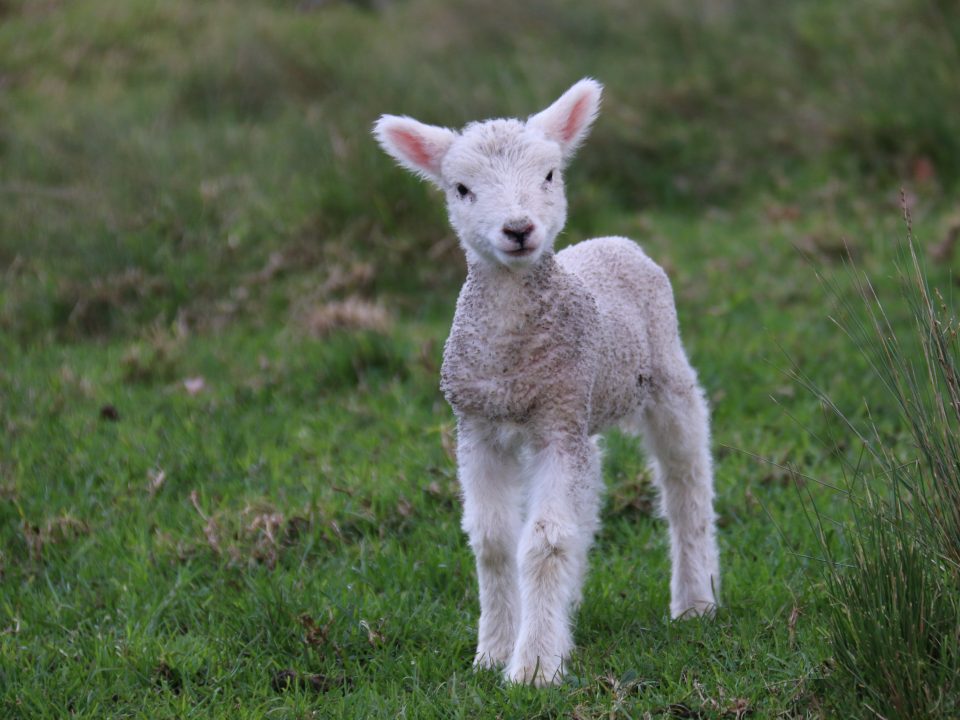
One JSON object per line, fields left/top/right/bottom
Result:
{"left": 374, "top": 79, "right": 602, "bottom": 271}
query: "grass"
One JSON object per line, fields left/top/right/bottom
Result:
{"left": 2, "top": 0, "right": 960, "bottom": 717}
{"left": 798, "top": 229, "right": 960, "bottom": 719}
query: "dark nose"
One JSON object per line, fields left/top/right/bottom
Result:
{"left": 502, "top": 222, "right": 535, "bottom": 246}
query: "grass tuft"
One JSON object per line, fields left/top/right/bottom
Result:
{"left": 801, "top": 213, "right": 960, "bottom": 719}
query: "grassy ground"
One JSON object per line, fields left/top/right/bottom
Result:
{"left": 2, "top": 1, "right": 960, "bottom": 717}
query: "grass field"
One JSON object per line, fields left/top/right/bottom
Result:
{"left": 2, "top": 1, "right": 960, "bottom": 717}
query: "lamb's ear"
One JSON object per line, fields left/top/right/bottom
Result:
{"left": 373, "top": 115, "right": 457, "bottom": 186}
{"left": 527, "top": 78, "right": 603, "bottom": 163}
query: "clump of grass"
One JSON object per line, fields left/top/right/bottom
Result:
{"left": 801, "top": 212, "right": 960, "bottom": 718}
{"left": 301, "top": 297, "right": 391, "bottom": 338}
{"left": 121, "top": 322, "right": 186, "bottom": 383}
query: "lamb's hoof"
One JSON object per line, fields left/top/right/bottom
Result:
{"left": 505, "top": 658, "right": 564, "bottom": 687}
{"left": 671, "top": 599, "right": 717, "bottom": 620}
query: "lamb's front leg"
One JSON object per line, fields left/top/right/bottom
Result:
{"left": 507, "top": 437, "right": 601, "bottom": 686}
{"left": 458, "top": 425, "right": 525, "bottom": 669}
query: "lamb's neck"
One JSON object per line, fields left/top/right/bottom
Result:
{"left": 467, "top": 250, "right": 558, "bottom": 290}
{"left": 462, "top": 251, "right": 560, "bottom": 333}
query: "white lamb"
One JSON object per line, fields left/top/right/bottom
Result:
{"left": 373, "top": 79, "right": 719, "bottom": 686}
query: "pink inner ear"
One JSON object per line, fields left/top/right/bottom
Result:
{"left": 562, "top": 95, "right": 590, "bottom": 144}
{"left": 391, "top": 128, "right": 434, "bottom": 171}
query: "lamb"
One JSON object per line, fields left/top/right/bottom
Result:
{"left": 373, "top": 78, "right": 719, "bottom": 687}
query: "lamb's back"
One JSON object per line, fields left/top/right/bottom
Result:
{"left": 557, "top": 236, "right": 677, "bottom": 430}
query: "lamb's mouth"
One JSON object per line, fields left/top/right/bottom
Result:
{"left": 503, "top": 246, "right": 537, "bottom": 257}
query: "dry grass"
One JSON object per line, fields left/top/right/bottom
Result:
{"left": 302, "top": 297, "right": 392, "bottom": 338}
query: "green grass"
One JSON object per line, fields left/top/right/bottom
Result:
{"left": 798, "top": 236, "right": 960, "bottom": 719}
{"left": 2, "top": 0, "right": 960, "bottom": 717}
{"left": 4, "top": 204, "right": 954, "bottom": 718}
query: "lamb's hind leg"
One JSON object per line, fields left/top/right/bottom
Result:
{"left": 641, "top": 370, "right": 720, "bottom": 618}
{"left": 458, "top": 422, "right": 524, "bottom": 668}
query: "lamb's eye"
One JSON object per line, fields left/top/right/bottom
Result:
{"left": 456, "top": 183, "right": 471, "bottom": 198}
{"left": 545, "top": 170, "right": 554, "bottom": 183}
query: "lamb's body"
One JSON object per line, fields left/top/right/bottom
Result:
{"left": 442, "top": 237, "right": 660, "bottom": 433}
{"left": 375, "top": 79, "right": 719, "bottom": 687}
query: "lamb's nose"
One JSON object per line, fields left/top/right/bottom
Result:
{"left": 502, "top": 222, "right": 535, "bottom": 246}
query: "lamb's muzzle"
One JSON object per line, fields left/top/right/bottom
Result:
{"left": 502, "top": 220, "right": 535, "bottom": 245}
{"left": 373, "top": 77, "right": 720, "bottom": 687}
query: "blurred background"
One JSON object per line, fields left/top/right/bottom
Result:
{"left": 3, "top": 2, "right": 960, "bottom": 715}
{"left": 2, "top": 0, "right": 958, "bottom": 344}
